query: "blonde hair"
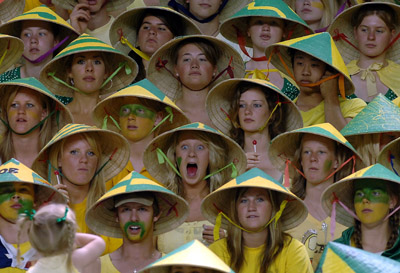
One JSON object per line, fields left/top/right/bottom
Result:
{"left": 291, "top": 134, "right": 356, "bottom": 199}
{"left": 18, "top": 204, "right": 77, "bottom": 272}
{"left": 226, "top": 187, "right": 288, "bottom": 273}
{"left": 0, "top": 86, "right": 53, "bottom": 162}
{"left": 164, "top": 131, "right": 230, "bottom": 195}
{"left": 47, "top": 133, "right": 105, "bottom": 215}
{"left": 286, "top": 0, "right": 337, "bottom": 30}
{"left": 346, "top": 134, "right": 379, "bottom": 168}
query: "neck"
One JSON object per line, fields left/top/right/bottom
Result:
{"left": 61, "top": 178, "right": 90, "bottom": 204}
{"left": 305, "top": 20, "right": 321, "bottom": 32}
{"left": 243, "top": 130, "right": 270, "bottom": 153}
{"left": 20, "top": 59, "right": 50, "bottom": 79}
{"left": 194, "top": 16, "right": 220, "bottom": 36}
{"left": 87, "top": 8, "right": 110, "bottom": 31}
{"left": 242, "top": 228, "right": 268, "bottom": 248}
{"left": 357, "top": 54, "right": 387, "bottom": 69}
{"left": 183, "top": 180, "right": 209, "bottom": 201}
{"left": 360, "top": 219, "right": 391, "bottom": 253}
{"left": 69, "top": 91, "right": 100, "bottom": 118}
{"left": 178, "top": 87, "right": 208, "bottom": 108}
{"left": 12, "top": 131, "right": 41, "bottom": 167}
{"left": 120, "top": 234, "right": 158, "bottom": 259}
{"left": 0, "top": 217, "right": 23, "bottom": 244}
{"left": 304, "top": 177, "right": 334, "bottom": 219}
{"left": 127, "top": 134, "right": 155, "bottom": 171}
{"left": 296, "top": 89, "right": 323, "bottom": 110}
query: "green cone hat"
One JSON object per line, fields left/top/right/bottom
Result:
{"left": 93, "top": 79, "right": 190, "bottom": 134}
{"left": 220, "top": 0, "right": 313, "bottom": 48}
{"left": 141, "top": 240, "right": 234, "bottom": 273}
{"left": 265, "top": 32, "right": 354, "bottom": 95}
{"left": 86, "top": 171, "right": 189, "bottom": 238}
{"left": 321, "top": 164, "right": 400, "bottom": 227}
{"left": 316, "top": 242, "right": 400, "bottom": 273}
{"left": 40, "top": 33, "right": 138, "bottom": 97}
{"left": 0, "top": 158, "right": 66, "bottom": 204}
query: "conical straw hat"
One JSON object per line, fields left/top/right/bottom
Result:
{"left": 52, "top": 0, "right": 134, "bottom": 12}
{"left": 0, "top": 34, "right": 24, "bottom": 74}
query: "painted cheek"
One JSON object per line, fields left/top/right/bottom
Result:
{"left": 323, "top": 160, "right": 332, "bottom": 172}
{"left": 18, "top": 198, "right": 34, "bottom": 214}
{"left": 355, "top": 202, "right": 389, "bottom": 224}
{"left": 311, "top": 2, "right": 324, "bottom": 9}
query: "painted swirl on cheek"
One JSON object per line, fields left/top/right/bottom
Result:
{"left": 123, "top": 221, "right": 146, "bottom": 238}
{"left": 323, "top": 160, "right": 332, "bottom": 172}
{"left": 311, "top": 2, "right": 324, "bottom": 9}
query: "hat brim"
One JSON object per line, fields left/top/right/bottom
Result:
{"left": 206, "top": 78, "right": 303, "bottom": 136}
{"left": 0, "top": 35, "right": 24, "bottom": 74}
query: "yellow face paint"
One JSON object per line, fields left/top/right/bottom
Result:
{"left": 311, "top": 1, "right": 324, "bottom": 10}
{"left": 0, "top": 183, "right": 35, "bottom": 223}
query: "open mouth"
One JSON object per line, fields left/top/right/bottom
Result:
{"left": 128, "top": 225, "right": 141, "bottom": 232}
{"left": 187, "top": 163, "right": 198, "bottom": 177}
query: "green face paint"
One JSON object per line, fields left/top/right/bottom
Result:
{"left": 0, "top": 183, "right": 15, "bottom": 204}
{"left": 323, "top": 160, "right": 333, "bottom": 172}
{"left": 119, "top": 104, "right": 156, "bottom": 120}
{"left": 123, "top": 221, "right": 146, "bottom": 240}
{"left": 18, "top": 199, "right": 34, "bottom": 214}
{"left": 354, "top": 179, "right": 389, "bottom": 204}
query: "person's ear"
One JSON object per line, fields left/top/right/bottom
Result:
{"left": 333, "top": 158, "right": 338, "bottom": 169}
{"left": 153, "top": 210, "right": 162, "bottom": 223}
{"left": 389, "top": 194, "right": 398, "bottom": 210}
{"left": 154, "top": 111, "right": 164, "bottom": 126}
{"left": 40, "top": 107, "right": 48, "bottom": 121}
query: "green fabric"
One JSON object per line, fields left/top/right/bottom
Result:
{"left": 346, "top": 89, "right": 397, "bottom": 103}
{"left": 334, "top": 226, "right": 400, "bottom": 262}
{"left": 281, "top": 77, "right": 299, "bottom": 101}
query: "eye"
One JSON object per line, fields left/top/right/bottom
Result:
{"left": 10, "top": 102, "right": 19, "bottom": 108}
{"left": 121, "top": 107, "right": 130, "bottom": 115}
{"left": 77, "top": 59, "right": 85, "bottom": 65}
{"left": 21, "top": 32, "right": 31, "bottom": 38}
{"left": 120, "top": 206, "right": 130, "bottom": 213}
{"left": 256, "top": 197, "right": 265, "bottom": 202}
{"left": 372, "top": 190, "right": 382, "bottom": 196}
{"left": 138, "top": 207, "right": 148, "bottom": 212}
{"left": 87, "top": 151, "right": 96, "bottom": 157}
{"left": 158, "top": 26, "right": 167, "bottom": 31}
{"left": 26, "top": 103, "right": 34, "bottom": 108}
{"left": 181, "top": 144, "right": 188, "bottom": 150}
{"left": 197, "top": 145, "right": 205, "bottom": 150}
{"left": 253, "top": 103, "right": 262, "bottom": 108}
{"left": 303, "top": 150, "right": 311, "bottom": 155}
{"left": 311, "top": 63, "right": 320, "bottom": 68}
{"left": 94, "top": 59, "right": 103, "bottom": 65}
{"left": 39, "top": 31, "right": 47, "bottom": 37}
{"left": 136, "top": 107, "right": 146, "bottom": 114}
{"left": 70, "top": 149, "right": 78, "bottom": 155}
{"left": 239, "top": 198, "right": 248, "bottom": 204}
{"left": 182, "top": 57, "right": 191, "bottom": 62}
{"left": 355, "top": 190, "right": 365, "bottom": 198}
{"left": 239, "top": 103, "right": 246, "bottom": 109}
{"left": 318, "top": 150, "right": 326, "bottom": 154}
{"left": 18, "top": 187, "right": 31, "bottom": 194}
{"left": 296, "top": 61, "right": 303, "bottom": 66}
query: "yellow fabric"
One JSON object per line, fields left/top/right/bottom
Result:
{"left": 294, "top": 97, "right": 366, "bottom": 127}
{"left": 106, "top": 161, "right": 160, "bottom": 191}
{"left": 209, "top": 237, "right": 313, "bottom": 273}
{"left": 24, "top": 0, "right": 55, "bottom": 12}
{"left": 70, "top": 199, "right": 122, "bottom": 255}
{"left": 127, "top": 0, "right": 145, "bottom": 9}
{"left": 27, "top": 254, "right": 78, "bottom": 273}
{"left": 157, "top": 220, "right": 210, "bottom": 254}
{"left": 85, "top": 16, "right": 114, "bottom": 45}
{"left": 0, "top": 268, "right": 25, "bottom": 272}
{"left": 100, "top": 254, "right": 119, "bottom": 273}
{"left": 347, "top": 59, "right": 400, "bottom": 98}
{"left": 245, "top": 68, "right": 298, "bottom": 87}
{"left": 287, "top": 214, "right": 348, "bottom": 270}
{"left": 394, "top": 97, "right": 400, "bottom": 107}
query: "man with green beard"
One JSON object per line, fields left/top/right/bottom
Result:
{"left": 85, "top": 171, "right": 189, "bottom": 273}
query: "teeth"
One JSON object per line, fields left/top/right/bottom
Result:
{"left": 129, "top": 226, "right": 140, "bottom": 231}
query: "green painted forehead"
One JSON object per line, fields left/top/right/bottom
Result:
{"left": 354, "top": 179, "right": 388, "bottom": 192}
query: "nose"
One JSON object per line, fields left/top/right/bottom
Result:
{"left": 79, "top": 153, "right": 88, "bottom": 163}
{"left": 17, "top": 105, "right": 26, "bottom": 114}
{"left": 12, "top": 194, "right": 20, "bottom": 201}
{"left": 85, "top": 60, "right": 93, "bottom": 72}
{"left": 130, "top": 209, "right": 139, "bottom": 221}
{"left": 303, "top": 0, "right": 311, "bottom": 5}
{"left": 248, "top": 200, "right": 256, "bottom": 211}
{"left": 190, "top": 58, "right": 199, "bottom": 69}
{"left": 127, "top": 113, "right": 136, "bottom": 120}
{"left": 148, "top": 25, "right": 156, "bottom": 36}
{"left": 309, "top": 152, "right": 317, "bottom": 162}
{"left": 367, "top": 29, "right": 375, "bottom": 40}
{"left": 302, "top": 63, "right": 311, "bottom": 76}
{"left": 362, "top": 197, "right": 370, "bottom": 204}
{"left": 262, "top": 23, "right": 270, "bottom": 31}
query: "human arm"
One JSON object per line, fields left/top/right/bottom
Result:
{"left": 72, "top": 233, "right": 105, "bottom": 272}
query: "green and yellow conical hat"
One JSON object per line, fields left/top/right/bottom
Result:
{"left": 316, "top": 242, "right": 400, "bottom": 273}
{"left": 32, "top": 123, "right": 130, "bottom": 183}
{"left": 201, "top": 168, "right": 308, "bottom": 231}
{"left": 52, "top": 0, "right": 134, "bottom": 12}
{"left": 143, "top": 122, "right": 247, "bottom": 185}
{"left": 321, "top": 163, "right": 400, "bottom": 227}
{"left": 109, "top": 6, "right": 201, "bottom": 56}
{"left": 220, "top": 0, "right": 313, "bottom": 48}
{"left": 341, "top": 94, "right": 400, "bottom": 137}
{"left": 206, "top": 78, "right": 303, "bottom": 136}
{"left": 0, "top": 158, "right": 66, "bottom": 204}
{"left": 40, "top": 33, "right": 138, "bottom": 97}
{"left": 0, "top": 34, "right": 24, "bottom": 74}
{"left": 92, "top": 79, "right": 190, "bottom": 134}
{"left": 265, "top": 32, "right": 354, "bottom": 96}
{"left": 327, "top": 2, "right": 400, "bottom": 65}
{"left": 377, "top": 137, "right": 400, "bottom": 175}
{"left": 269, "top": 123, "right": 362, "bottom": 178}
{"left": 0, "top": 5, "right": 79, "bottom": 54}
{"left": 0, "top": 77, "right": 74, "bottom": 137}
{"left": 86, "top": 171, "right": 189, "bottom": 238}
{"left": 147, "top": 35, "right": 245, "bottom": 102}
{"left": 159, "top": 0, "right": 252, "bottom": 23}
{"left": 140, "top": 240, "right": 234, "bottom": 273}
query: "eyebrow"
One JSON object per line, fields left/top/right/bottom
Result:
{"left": 142, "top": 21, "right": 167, "bottom": 26}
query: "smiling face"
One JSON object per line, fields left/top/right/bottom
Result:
{"left": 293, "top": 51, "right": 327, "bottom": 93}
{"left": 236, "top": 187, "right": 272, "bottom": 232}
{"left": 119, "top": 98, "right": 157, "bottom": 142}
{"left": 354, "top": 179, "right": 392, "bottom": 226}
{"left": 117, "top": 201, "right": 159, "bottom": 242}
{"left": 0, "top": 183, "right": 35, "bottom": 223}
{"left": 58, "top": 134, "right": 99, "bottom": 187}
{"left": 175, "top": 131, "right": 209, "bottom": 186}
{"left": 20, "top": 20, "right": 58, "bottom": 62}
{"left": 174, "top": 43, "right": 217, "bottom": 91}
{"left": 300, "top": 134, "right": 338, "bottom": 185}
{"left": 188, "top": 0, "right": 222, "bottom": 20}
{"left": 7, "top": 87, "right": 47, "bottom": 135}
{"left": 295, "top": 0, "right": 324, "bottom": 27}
{"left": 68, "top": 52, "right": 108, "bottom": 94}
{"left": 238, "top": 87, "right": 270, "bottom": 133}
{"left": 354, "top": 14, "right": 394, "bottom": 59}
{"left": 138, "top": 15, "right": 174, "bottom": 56}
{"left": 247, "top": 17, "right": 284, "bottom": 52}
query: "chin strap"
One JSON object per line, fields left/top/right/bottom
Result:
{"left": 330, "top": 192, "right": 360, "bottom": 241}
{"left": 117, "top": 28, "right": 150, "bottom": 61}
{"left": 213, "top": 199, "right": 289, "bottom": 241}
{"left": 23, "top": 36, "right": 70, "bottom": 64}
{"left": 167, "top": 0, "right": 229, "bottom": 23}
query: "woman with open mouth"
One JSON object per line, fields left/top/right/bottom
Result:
{"left": 269, "top": 123, "right": 363, "bottom": 269}
{"left": 0, "top": 78, "right": 73, "bottom": 167}
{"left": 39, "top": 33, "right": 138, "bottom": 125}
{"left": 31, "top": 123, "right": 130, "bottom": 255}
{"left": 321, "top": 163, "right": 400, "bottom": 262}
{"left": 143, "top": 122, "right": 247, "bottom": 253}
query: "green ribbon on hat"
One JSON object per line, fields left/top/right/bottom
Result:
{"left": 149, "top": 106, "right": 173, "bottom": 134}
{"left": 203, "top": 162, "right": 238, "bottom": 180}
{"left": 156, "top": 148, "right": 182, "bottom": 177}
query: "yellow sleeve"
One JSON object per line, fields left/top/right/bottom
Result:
{"left": 279, "top": 238, "right": 314, "bottom": 273}
{"left": 339, "top": 97, "right": 367, "bottom": 119}
{"left": 208, "top": 238, "right": 231, "bottom": 267}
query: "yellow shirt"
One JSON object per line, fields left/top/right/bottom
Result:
{"left": 157, "top": 220, "right": 210, "bottom": 254}
{"left": 209, "top": 237, "right": 313, "bottom": 273}
{"left": 287, "top": 214, "right": 348, "bottom": 270}
{"left": 294, "top": 97, "right": 366, "bottom": 127}
{"left": 100, "top": 254, "right": 119, "bottom": 273}
{"left": 106, "top": 161, "right": 160, "bottom": 191}
{"left": 70, "top": 199, "right": 122, "bottom": 255}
